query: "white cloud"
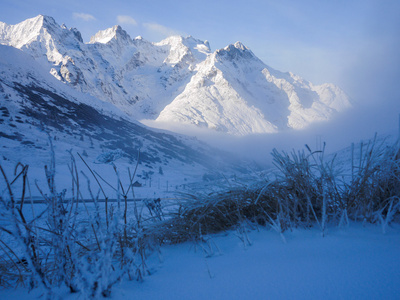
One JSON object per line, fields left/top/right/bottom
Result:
{"left": 73, "top": 13, "right": 96, "bottom": 21}
{"left": 143, "top": 22, "right": 180, "bottom": 37}
{"left": 117, "top": 15, "right": 138, "bottom": 26}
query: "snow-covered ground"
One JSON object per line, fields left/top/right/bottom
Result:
{"left": 1, "top": 223, "right": 399, "bottom": 299}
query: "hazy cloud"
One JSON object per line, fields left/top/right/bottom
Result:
{"left": 117, "top": 15, "right": 137, "bottom": 26}
{"left": 143, "top": 22, "right": 180, "bottom": 38}
{"left": 73, "top": 13, "right": 96, "bottom": 21}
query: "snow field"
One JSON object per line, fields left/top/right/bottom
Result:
{"left": 119, "top": 223, "right": 400, "bottom": 300}
{"left": 1, "top": 223, "right": 399, "bottom": 299}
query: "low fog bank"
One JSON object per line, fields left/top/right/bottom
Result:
{"left": 142, "top": 101, "right": 399, "bottom": 166}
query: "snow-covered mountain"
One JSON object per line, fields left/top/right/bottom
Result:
{"left": 0, "top": 15, "right": 209, "bottom": 119}
{"left": 0, "top": 44, "right": 248, "bottom": 187}
{"left": 157, "top": 42, "right": 351, "bottom": 135}
{"left": 0, "top": 15, "right": 351, "bottom": 135}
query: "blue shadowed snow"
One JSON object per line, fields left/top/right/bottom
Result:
{"left": 3, "top": 223, "right": 397, "bottom": 299}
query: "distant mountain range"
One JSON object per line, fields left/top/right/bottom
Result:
{"left": 0, "top": 15, "right": 351, "bottom": 136}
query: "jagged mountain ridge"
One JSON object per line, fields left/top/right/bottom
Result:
{"left": 157, "top": 42, "right": 350, "bottom": 134}
{"left": 0, "top": 15, "right": 209, "bottom": 119}
{"left": 0, "top": 15, "right": 351, "bottom": 135}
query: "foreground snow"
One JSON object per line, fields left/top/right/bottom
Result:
{"left": 2, "top": 223, "right": 399, "bottom": 299}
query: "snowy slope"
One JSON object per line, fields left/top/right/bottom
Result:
{"left": 0, "top": 44, "right": 248, "bottom": 191}
{"left": 0, "top": 15, "right": 210, "bottom": 120}
{"left": 0, "top": 15, "right": 351, "bottom": 135}
{"left": 157, "top": 42, "right": 351, "bottom": 135}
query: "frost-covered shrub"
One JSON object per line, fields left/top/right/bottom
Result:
{"left": 341, "top": 136, "right": 400, "bottom": 226}
{"left": 0, "top": 148, "right": 158, "bottom": 297}
{"left": 160, "top": 136, "right": 400, "bottom": 241}
{"left": 96, "top": 149, "right": 123, "bottom": 164}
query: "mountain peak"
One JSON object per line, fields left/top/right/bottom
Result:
{"left": 156, "top": 35, "right": 211, "bottom": 62}
{"left": 154, "top": 35, "right": 210, "bottom": 68}
{"left": 233, "top": 41, "right": 246, "bottom": 50}
{"left": 0, "top": 15, "right": 67, "bottom": 49}
{"left": 24, "top": 15, "right": 58, "bottom": 30}
{"left": 40, "top": 15, "right": 57, "bottom": 25}
{"left": 156, "top": 35, "right": 184, "bottom": 46}
{"left": 3, "top": 14, "right": 56, "bottom": 31}
{"left": 216, "top": 41, "right": 256, "bottom": 61}
{"left": 157, "top": 35, "right": 210, "bottom": 50}
{"left": 89, "top": 25, "right": 132, "bottom": 44}
{"left": 28, "top": 14, "right": 51, "bottom": 22}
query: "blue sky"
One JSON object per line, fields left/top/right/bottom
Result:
{"left": 1, "top": 0, "right": 399, "bottom": 117}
